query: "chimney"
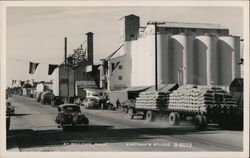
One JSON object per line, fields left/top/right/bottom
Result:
{"left": 86, "top": 32, "right": 94, "bottom": 65}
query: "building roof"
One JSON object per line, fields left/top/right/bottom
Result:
{"left": 156, "top": 22, "right": 227, "bottom": 30}
{"left": 119, "top": 14, "right": 139, "bottom": 20}
{"left": 127, "top": 86, "right": 151, "bottom": 92}
{"left": 146, "top": 84, "right": 179, "bottom": 93}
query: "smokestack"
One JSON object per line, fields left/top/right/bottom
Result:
{"left": 86, "top": 32, "right": 94, "bottom": 64}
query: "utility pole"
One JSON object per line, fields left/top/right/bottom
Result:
{"left": 147, "top": 21, "right": 165, "bottom": 91}
{"left": 64, "top": 37, "right": 67, "bottom": 66}
{"left": 64, "top": 37, "right": 69, "bottom": 99}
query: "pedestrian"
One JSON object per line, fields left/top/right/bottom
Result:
{"left": 116, "top": 98, "right": 120, "bottom": 109}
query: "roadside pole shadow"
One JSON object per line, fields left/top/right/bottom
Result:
{"left": 12, "top": 113, "right": 31, "bottom": 116}
{"left": 6, "top": 124, "right": 242, "bottom": 151}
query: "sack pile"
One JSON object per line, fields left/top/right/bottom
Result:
{"left": 168, "top": 85, "right": 237, "bottom": 114}
{"left": 135, "top": 91, "right": 169, "bottom": 110}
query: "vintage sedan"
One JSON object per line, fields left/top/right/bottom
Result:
{"left": 51, "top": 96, "right": 64, "bottom": 107}
{"left": 40, "top": 91, "right": 54, "bottom": 105}
{"left": 6, "top": 102, "right": 15, "bottom": 115}
{"left": 82, "top": 97, "right": 99, "bottom": 109}
{"left": 55, "top": 104, "right": 89, "bottom": 131}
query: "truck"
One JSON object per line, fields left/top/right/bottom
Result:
{"left": 128, "top": 85, "right": 239, "bottom": 130}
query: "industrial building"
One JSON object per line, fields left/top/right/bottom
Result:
{"left": 107, "top": 14, "right": 242, "bottom": 91}
{"left": 53, "top": 32, "right": 101, "bottom": 97}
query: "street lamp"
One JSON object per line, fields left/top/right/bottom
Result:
{"left": 147, "top": 21, "right": 165, "bottom": 91}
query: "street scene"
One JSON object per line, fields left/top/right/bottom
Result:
{"left": 3, "top": 3, "right": 248, "bottom": 155}
{"left": 7, "top": 95, "right": 243, "bottom": 151}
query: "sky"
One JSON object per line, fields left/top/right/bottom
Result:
{"left": 6, "top": 6, "right": 243, "bottom": 87}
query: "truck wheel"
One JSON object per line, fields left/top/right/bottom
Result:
{"left": 219, "top": 116, "right": 230, "bottom": 129}
{"left": 146, "top": 111, "right": 155, "bottom": 122}
{"left": 194, "top": 115, "right": 206, "bottom": 130}
{"left": 169, "top": 112, "right": 180, "bottom": 125}
{"left": 128, "top": 108, "right": 134, "bottom": 119}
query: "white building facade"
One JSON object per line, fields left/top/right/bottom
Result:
{"left": 109, "top": 14, "right": 242, "bottom": 90}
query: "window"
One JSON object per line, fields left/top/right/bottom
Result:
{"left": 118, "top": 65, "right": 122, "bottom": 70}
{"left": 118, "top": 76, "right": 123, "bottom": 80}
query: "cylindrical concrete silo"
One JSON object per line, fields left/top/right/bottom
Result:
{"left": 233, "top": 36, "right": 241, "bottom": 78}
{"left": 218, "top": 36, "right": 241, "bottom": 86}
{"left": 195, "top": 35, "right": 218, "bottom": 85}
{"left": 170, "top": 34, "right": 193, "bottom": 85}
{"left": 157, "top": 34, "right": 170, "bottom": 84}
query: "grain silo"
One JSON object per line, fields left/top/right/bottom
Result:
{"left": 218, "top": 36, "right": 241, "bottom": 86}
{"left": 157, "top": 34, "right": 170, "bottom": 84}
{"left": 170, "top": 34, "right": 194, "bottom": 85}
{"left": 195, "top": 35, "right": 218, "bottom": 85}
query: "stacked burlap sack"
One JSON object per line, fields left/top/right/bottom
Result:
{"left": 168, "top": 85, "right": 237, "bottom": 114}
{"left": 135, "top": 91, "right": 169, "bottom": 110}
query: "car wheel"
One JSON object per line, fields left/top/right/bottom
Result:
{"left": 62, "top": 126, "right": 67, "bottom": 131}
{"left": 83, "top": 117, "right": 89, "bottom": 125}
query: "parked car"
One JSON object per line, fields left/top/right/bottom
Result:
{"left": 74, "top": 97, "right": 85, "bottom": 106}
{"left": 82, "top": 97, "right": 100, "bottom": 109}
{"left": 36, "top": 92, "right": 42, "bottom": 102}
{"left": 6, "top": 115, "right": 10, "bottom": 131}
{"left": 55, "top": 104, "right": 89, "bottom": 131}
{"left": 68, "top": 96, "right": 77, "bottom": 104}
{"left": 105, "top": 99, "right": 115, "bottom": 110}
{"left": 51, "top": 96, "right": 64, "bottom": 107}
{"left": 40, "top": 91, "right": 54, "bottom": 105}
{"left": 6, "top": 102, "right": 15, "bottom": 115}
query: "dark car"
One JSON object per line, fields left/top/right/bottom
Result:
{"left": 6, "top": 102, "right": 15, "bottom": 115}
{"left": 51, "top": 96, "right": 64, "bottom": 107}
{"left": 36, "top": 92, "right": 42, "bottom": 102}
{"left": 82, "top": 97, "right": 99, "bottom": 109}
{"left": 55, "top": 104, "right": 89, "bottom": 131}
{"left": 6, "top": 115, "right": 10, "bottom": 131}
{"left": 40, "top": 91, "right": 54, "bottom": 105}
{"left": 74, "top": 97, "right": 85, "bottom": 106}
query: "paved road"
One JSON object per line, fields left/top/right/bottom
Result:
{"left": 6, "top": 95, "right": 243, "bottom": 152}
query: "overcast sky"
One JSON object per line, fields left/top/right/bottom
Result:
{"left": 6, "top": 6, "right": 243, "bottom": 86}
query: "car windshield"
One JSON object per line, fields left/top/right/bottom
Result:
{"left": 63, "top": 106, "right": 80, "bottom": 113}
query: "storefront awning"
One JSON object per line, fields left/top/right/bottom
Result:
{"left": 76, "top": 81, "right": 97, "bottom": 89}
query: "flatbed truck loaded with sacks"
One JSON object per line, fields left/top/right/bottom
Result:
{"left": 128, "top": 85, "right": 239, "bottom": 130}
